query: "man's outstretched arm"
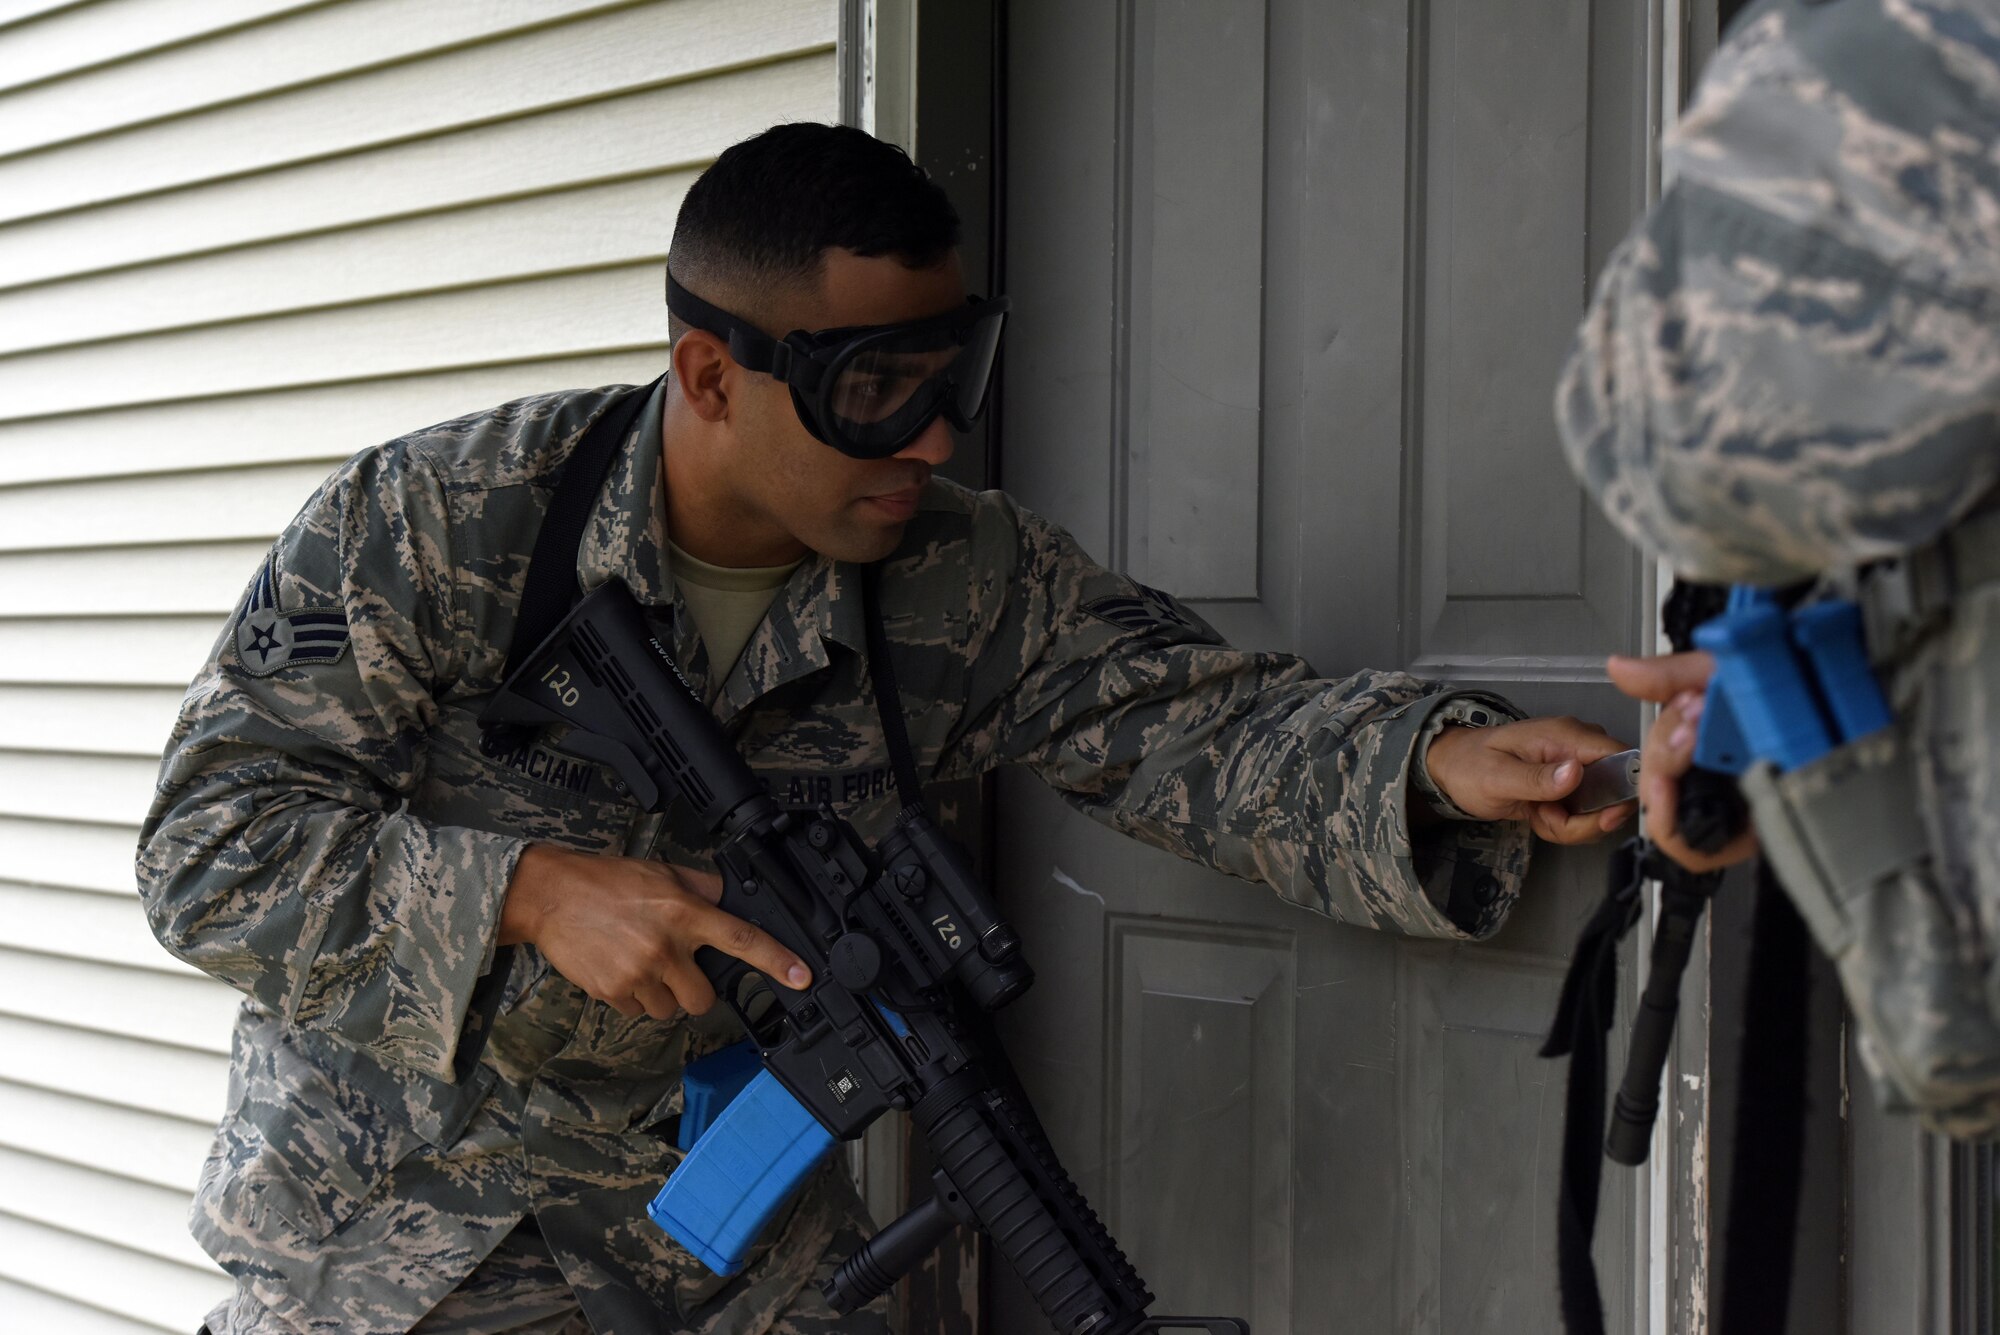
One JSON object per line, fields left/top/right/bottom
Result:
{"left": 938, "top": 498, "right": 1628, "bottom": 942}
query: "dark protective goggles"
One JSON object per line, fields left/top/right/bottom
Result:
{"left": 666, "top": 272, "right": 1009, "bottom": 459}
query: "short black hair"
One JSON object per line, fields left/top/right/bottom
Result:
{"left": 667, "top": 122, "right": 961, "bottom": 341}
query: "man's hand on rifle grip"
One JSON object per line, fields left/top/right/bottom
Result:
{"left": 1607, "top": 652, "right": 1761, "bottom": 875}
{"left": 500, "top": 844, "right": 814, "bottom": 1022}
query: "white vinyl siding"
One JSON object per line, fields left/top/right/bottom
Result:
{"left": 0, "top": 1, "right": 840, "bottom": 1328}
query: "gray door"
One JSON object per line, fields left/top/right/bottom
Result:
{"left": 995, "top": 2, "right": 1654, "bottom": 1329}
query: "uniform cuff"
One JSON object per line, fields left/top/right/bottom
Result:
{"left": 1368, "top": 691, "right": 1532, "bottom": 940}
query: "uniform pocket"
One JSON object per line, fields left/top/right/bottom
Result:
{"left": 1745, "top": 732, "right": 2000, "bottom": 1134}
{"left": 231, "top": 1026, "right": 434, "bottom": 1240}
{"left": 1741, "top": 732, "right": 1926, "bottom": 957}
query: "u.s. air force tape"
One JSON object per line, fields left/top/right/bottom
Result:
{"left": 233, "top": 555, "right": 352, "bottom": 677}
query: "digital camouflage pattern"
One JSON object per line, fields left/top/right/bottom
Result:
{"left": 1555, "top": 0, "right": 2000, "bottom": 1134}
{"left": 1557, "top": 0, "right": 2000, "bottom": 587}
{"left": 140, "top": 380, "right": 1529, "bottom": 1331}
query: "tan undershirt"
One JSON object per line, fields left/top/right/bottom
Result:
{"left": 668, "top": 541, "right": 802, "bottom": 689}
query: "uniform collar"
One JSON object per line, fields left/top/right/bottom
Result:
{"left": 714, "top": 556, "right": 871, "bottom": 727}
{"left": 572, "top": 378, "right": 873, "bottom": 721}
{"left": 575, "top": 379, "right": 674, "bottom": 608}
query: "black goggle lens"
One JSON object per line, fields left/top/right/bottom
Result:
{"left": 816, "top": 305, "right": 1007, "bottom": 458}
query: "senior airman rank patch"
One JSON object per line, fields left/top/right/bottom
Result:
{"left": 233, "top": 555, "right": 351, "bottom": 676}
{"left": 1082, "top": 582, "right": 1210, "bottom": 638}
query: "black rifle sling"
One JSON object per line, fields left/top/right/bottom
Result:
{"left": 1715, "top": 865, "right": 1809, "bottom": 1335}
{"left": 500, "top": 378, "right": 662, "bottom": 698}
{"left": 861, "top": 561, "right": 928, "bottom": 816}
{"left": 1542, "top": 837, "right": 1647, "bottom": 1335}
{"left": 1545, "top": 855, "right": 1811, "bottom": 1335}
{"left": 458, "top": 377, "right": 660, "bottom": 1079}
{"left": 859, "top": 557, "right": 1071, "bottom": 1196}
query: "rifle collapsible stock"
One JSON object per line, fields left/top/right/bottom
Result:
{"left": 480, "top": 579, "right": 1247, "bottom": 1335}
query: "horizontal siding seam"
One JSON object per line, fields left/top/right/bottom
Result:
{"left": 0, "top": 805, "right": 139, "bottom": 830}
{"left": 0, "top": 1119, "right": 215, "bottom": 1159}
{"left": 0, "top": 340, "right": 670, "bottom": 427}
{"left": 0, "top": 1267, "right": 201, "bottom": 1335}
{"left": 0, "top": 39, "right": 835, "bottom": 231}
{"left": 0, "top": 155, "right": 728, "bottom": 298}
{"left": 0, "top": 875, "right": 144, "bottom": 898}
{"left": 0, "top": 936, "right": 202, "bottom": 980}
{"left": 0, "top": 253, "right": 670, "bottom": 363}
{"left": 0, "top": 1201, "right": 220, "bottom": 1274}
{"left": 0, "top": 533, "right": 275, "bottom": 558}
{"left": 0, "top": 1000, "right": 231, "bottom": 1055}
{"left": 0, "top": 0, "right": 336, "bottom": 101}
{"left": 0, "top": 614, "right": 223, "bottom": 630}
{"left": 0, "top": 0, "right": 655, "bottom": 167}
{"left": 0, "top": 2, "right": 93, "bottom": 40}
{"left": 0, "top": 1009, "right": 228, "bottom": 1057}
{"left": 0, "top": 1076, "right": 215, "bottom": 1128}
{"left": 0, "top": 455, "right": 347, "bottom": 498}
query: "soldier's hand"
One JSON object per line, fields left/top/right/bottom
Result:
{"left": 1424, "top": 715, "right": 1636, "bottom": 844}
{"left": 1607, "top": 652, "right": 1761, "bottom": 873}
{"left": 499, "top": 844, "right": 812, "bottom": 1021}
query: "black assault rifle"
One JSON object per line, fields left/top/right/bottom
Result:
{"left": 481, "top": 578, "right": 1246, "bottom": 1335}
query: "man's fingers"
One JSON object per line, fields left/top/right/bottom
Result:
{"left": 691, "top": 903, "right": 812, "bottom": 991}
{"left": 1607, "top": 651, "right": 1714, "bottom": 704}
{"left": 1517, "top": 715, "right": 1628, "bottom": 765}
{"left": 1531, "top": 801, "right": 1613, "bottom": 844}
{"left": 630, "top": 978, "right": 681, "bottom": 1023}
{"left": 1639, "top": 697, "right": 1685, "bottom": 849}
{"left": 1533, "top": 757, "right": 1582, "bottom": 801}
{"left": 673, "top": 866, "right": 726, "bottom": 906}
{"left": 663, "top": 964, "right": 717, "bottom": 1017}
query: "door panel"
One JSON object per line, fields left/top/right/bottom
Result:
{"left": 999, "top": 2, "right": 1653, "bottom": 1331}
{"left": 1119, "top": 0, "right": 1268, "bottom": 599}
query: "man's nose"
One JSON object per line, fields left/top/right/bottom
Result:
{"left": 893, "top": 415, "right": 956, "bottom": 467}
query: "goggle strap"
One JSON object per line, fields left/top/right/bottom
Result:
{"left": 745, "top": 332, "right": 786, "bottom": 379}
{"left": 667, "top": 272, "right": 780, "bottom": 372}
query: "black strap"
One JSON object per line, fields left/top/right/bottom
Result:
{"left": 502, "top": 377, "right": 663, "bottom": 688}
{"left": 1545, "top": 846, "right": 1808, "bottom": 1335}
{"left": 859, "top": 561, "right": 1061, "bottom": 1141}
{"left": 460, "top": 376, "right": 659, "bottom": 1074}
{"left": 861, "top": 561, "right": 927, "bottom": 817}
{"left": 1542, "top": 836, "right": 1647, "bottom": 1335}
{"left": 1715, "top": 865, "right": 1809, "bottom": 1335}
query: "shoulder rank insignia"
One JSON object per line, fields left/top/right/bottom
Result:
{"left": 1082, "top": 583, "right": 1209, "bottom": 638}
{"left": 233, "top": 555, "right": 352, "bottom": 676}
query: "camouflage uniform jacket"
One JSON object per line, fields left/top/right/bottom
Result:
{"left": 139, "top": 380, "right": 1531, "bottom": 1331}
{"left": 1555, "top": 0, "right": 2000, "bottom": 1134}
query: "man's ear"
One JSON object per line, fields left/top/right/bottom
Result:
{"left": 671, "top": 330, "right": 731, "bottom": 422}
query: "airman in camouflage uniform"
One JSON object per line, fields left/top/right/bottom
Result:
{"left": 1556, "top": 0, "right": 2000, "bottom": 1133}
{"left": 140, "top": 123, "right": 1628, "bottom": 1332}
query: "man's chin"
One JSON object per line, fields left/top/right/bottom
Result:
{"left": 813, "top": 521, "right": 907, "bottom": 566}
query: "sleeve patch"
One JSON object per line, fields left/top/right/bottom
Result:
{"left": 1082, "top": 584, "right": 1206, "bottom": 637}
{"left": 232, "top": 555, "right": 352, "bottom": 677}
